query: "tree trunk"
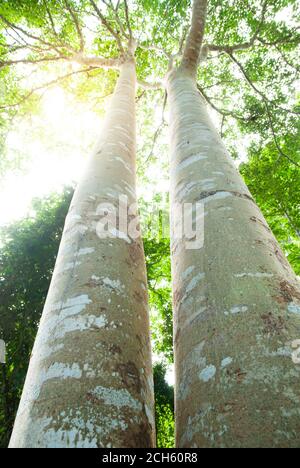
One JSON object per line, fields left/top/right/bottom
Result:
{"left": 167, "top": 70, "right": 300, "bottom": 448}
{"left": 9, "top": 61, "right": 155, "bottom": 448}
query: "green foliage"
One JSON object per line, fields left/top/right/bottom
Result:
{"left": 197, "top": 0, "right": 299, "bottom": 164}
{"left": 241, "top": 128, "right": 300, "bottom": 274}
{"left": 145, "top": 238, "right": 173, "bottom": 363}
{"left": 140, "top": 193, "right": 173, "bottom": 363}
{"left": 153, "top": 363, "right": 174, "bottom": 448}
{"left": 0, "top": 0, "right": 299, "bottom": 173}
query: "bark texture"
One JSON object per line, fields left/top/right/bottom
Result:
{"left": 9, "top": 61, "right": 155, "bottom": 448}
{"left": 168, "top": 70, "right": 300, "bottom": 448}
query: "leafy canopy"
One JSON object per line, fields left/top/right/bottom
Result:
{"left": 0, "top": 0, "right": 299, "bottom": 172}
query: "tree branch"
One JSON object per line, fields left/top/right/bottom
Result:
{"left": 102, "top": 0, "right": 129, "bottom": 39}
{"left": 228, "top": 53, "right": 300, "bottom": 167}
{"left": 208, "top": 41, "right": 256, "bottom": 53}
{"left": 207, "top": 33, "right": 300, "bottom": 54}
{"left": 252, "top": 0, "right": 269, "bottom": 40}
{"left": 257, "top": 33, "right": 300, "bottom": 47}
{"left": 226, "top": 53, "right": 299, "bottom": 117}
{"left": 206, "top": 1, "right": 300, "bottom": 55}
{"left": 124, "top": 0, "right": 133, "bottom": 39}
{"left": 3, "top": 25, "right": 29, "bottom": 47}
{"left": 0, "top": 11, "right": 119, "bottom": 73}
{"left": 0, "top": 14, "right": 66, "bottom": 56}
{"left": 43, "top": 0, "right": 59, "bottom": 39}
{"left": 0, "top": 52, "right": 119, "bottom": 74}
{"left": 89, "top": 0, "right": 124, "bottom": 53}
{"left": 143, "top": 91, "right": 168, "bottom": 166}
{"left": 137, "top": 79, "right": 163, "bottom": 90}
{"left": 178, "top": 25, "right": 189, "bottom": 55}
{"left": 275, "top": 45, "right": 300, "bottom": 73}
{"left": 0, "top": 56, "right": 65, "bottom": 71}
{"left": 0, "top": 67, "right": 101, "bottom": 110}
{"left": 64, "top": 0, "right": 85, "bottom": 51}
{"left": 71, "top": 53, "right": 120, "bottom": 68}
{"left": 0, "top": 41, "right": 51, "bottom": 54}
{"left": 138, "top": 44, "right": 170, "bottom": 59}
{"left": 180, "top": 0, "right": 208, "bottom": 75}
{"left": 202, "top": 79, "right": 237, "bottom": 90}
{"left": 279, "top": 203, "right": 300, "bottom": 238}
{"left": 197, "top": 83, "right": 250, "bottom": 122}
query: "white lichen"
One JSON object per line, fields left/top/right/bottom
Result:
{"left": 199, "top": 365, "right": 216, "bottom": 383}
{"left": 204, "top": 191, "right": 233, "bottom": 203}
{"left": 287, "top": 303, "right": 300, "bottom": 315}
{"left": 186, "top": 273, "right": 205, "bottom": 294}
{"left": 235, "top": 272, "right": 274, "bottom": 278}
{"left": 90, "top": 386, "right": 142, "bottom": 412}
{"left": 54, "top": 314, "right": 107, "bottom": 338}
{"left": 78, "top": 248, "right": 95, "bottom": 256}
{"left": 224, "top": 305, "right": 248, "bottom": 315}
{"left": 45, "top": 362, "right": 82, "bottom": 380}
{"left": 175, "top": 154, "right": 208, "bottom": 174}
{"left": 56, "top": 261, "right": 82, "bottom": 274}
{"left": 101, "top": 277, "right": 125, "bottom": 294}
{"left": 182, "top": 266, "right": 196, "bottom": 280}
{"left": 221, "top": 357, "right": 233, "bottom": 369}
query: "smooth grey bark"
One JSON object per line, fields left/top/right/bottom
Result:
{"left": 9, "top": 61, "right": 155, "bottom": 448}
{"left": 167, "top": 69, "right": 300, "bottom": 448}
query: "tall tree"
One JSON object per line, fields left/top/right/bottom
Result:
{"left": 0, "top": 190, "right": 174, "bottom": 448}
{"left": 166, "top": 0, "right": 300, "bottom": 448}
{"left": 7, "top": 4, "right": 155, "bottom": 448}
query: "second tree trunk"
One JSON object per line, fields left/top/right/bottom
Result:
{"left": 168, "top": 70, "right": 300, "bottom": 448}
